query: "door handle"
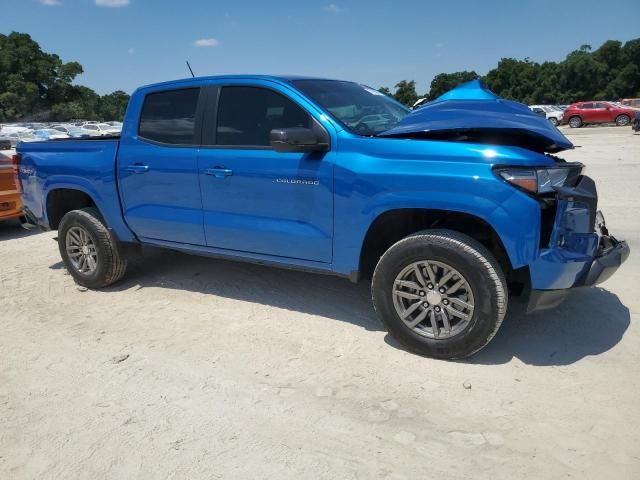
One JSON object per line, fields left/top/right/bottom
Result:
{"left": 126, "top": 164, "right": 149, "bottom": 174}
{"left": 205, "top": 167, "right": 233, "bottom": 178}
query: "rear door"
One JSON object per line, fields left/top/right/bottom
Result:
{"left": 197, "top": 83, "right": 334, "bottom": 263}
{"left": 118, "top": 87, "right": 207, "bottom": 245}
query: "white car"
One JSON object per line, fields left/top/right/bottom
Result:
{"left": 81, "top": 123, "right": 121, "bottom": 136}
{"left": 529, "top": 105, "right": 564, "bottom": 126}
{"left": 33, "top": 129, "right": 70, "bottom": 141}
{"left": 51, "top": 125, "right": 96, "bottom": 138}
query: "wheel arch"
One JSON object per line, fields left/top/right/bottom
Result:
{"left": 358, "top": 208, "right": 514, "bottom": 281}
{"left": 46, "top": 187, "right": 102, "bottom": 230}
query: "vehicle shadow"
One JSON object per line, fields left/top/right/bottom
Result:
{"left": 102, "top": 249, "right": 382, "bottom": 332}
{"left": 467, "top": 287, "right": 630, "bottom": 366}
{"left": 0, "top": 220, "right": 42, "bottom": 241}
{"left": 59, "top": 249, "right": 630, "bottom": 363}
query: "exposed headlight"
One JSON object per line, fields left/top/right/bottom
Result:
{"left": 495, "top": 164, "right": 583, "bottom": 194}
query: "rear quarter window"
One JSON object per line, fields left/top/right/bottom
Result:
{"left": 138, "top": 88, "right": 200, "bottom": 145}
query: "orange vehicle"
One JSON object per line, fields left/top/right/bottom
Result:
{"left": 0, "top": 152, "right": 23, "bottom": 222}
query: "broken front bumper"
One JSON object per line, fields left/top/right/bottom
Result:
{"left": 526, "top": 175, "right": 630, "bottom": 312}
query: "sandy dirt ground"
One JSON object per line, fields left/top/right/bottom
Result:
{"left": 1, "top": 127, "right": 639, "bottom": 479}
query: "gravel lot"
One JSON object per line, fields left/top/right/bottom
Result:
{"left": 1, "top": 126, "right": 639, "bottom": 479}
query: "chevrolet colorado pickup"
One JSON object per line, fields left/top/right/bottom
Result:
{"left": 16, "top": 77, "right": 629, "bottom": 359}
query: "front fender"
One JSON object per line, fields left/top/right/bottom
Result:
{"left": 331, "top": 169, "right": 541, "bottom": 277}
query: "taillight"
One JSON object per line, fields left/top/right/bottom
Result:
{"left": 11, "top": 154, "right": 20, "bottom": 172}
{"left": 11, "top": 154, "right": 21, "bottom": 192}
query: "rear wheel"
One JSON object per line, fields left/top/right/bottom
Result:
{"left": 372, "top": 230, "right": 507, "bottom": 359}
{"left": 615, "top": 114, "right": 630, "bottom": 126}
{"left": 58, "top": 207, "right": 127, "bottom": 288}
{"left": 568, "top": 116, "right": 583, "bottom": 128}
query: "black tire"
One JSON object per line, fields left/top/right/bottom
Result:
{"left": 549, "top": 117, "right": 559, "bottom": 127}
{"left": 372, "top": 229, "right": 507, "bottom": 359}
{"left": 58, "top": 207, "right": 128, "bottom": 288}
{"left": 568, "top": 116, "right": 583, "bottom": 128}
{"left": 615, "top": 114, "right": 630, "bottom": 127}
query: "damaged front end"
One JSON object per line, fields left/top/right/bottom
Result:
{"left": 379, "top": 81, "right": 629, "bottom": 312}
{"left": 378, "top": 80, "right": 574, "bottom": 154}
{"left": 525, "top": 175, "right": 629, "bottom": 311}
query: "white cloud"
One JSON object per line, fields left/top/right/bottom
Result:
{"left": 95, "top": 0, "right": 130, "bottom": 7}
{"left": 193, "top": 38, "right": 220, "bottom": 48}
{"left": 324, "top": 3, "right": 341, "bottom": 13}
{"left": 38, "top": 0, "right": 62, "bottom": 6}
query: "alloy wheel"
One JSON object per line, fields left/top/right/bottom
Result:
{"left": 392, "top": 260, "right": 475, "bottom": 339}
{"left": 65, "top": 226, "right": 98, "bottom": 274}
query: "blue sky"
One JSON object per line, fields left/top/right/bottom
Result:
{"left": 3, "top": 0, "right": 640, "bottom": 95}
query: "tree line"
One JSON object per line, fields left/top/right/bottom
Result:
{"left": 0, "top": 32, "right": 130, "bottom": 122}
{"left": 380, "top": 38, "right": 640, "bottom": 106}
{"left": 2, "top": 32, "right": 639, "bottom": 122}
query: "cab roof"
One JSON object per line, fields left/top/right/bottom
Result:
{"left": 138, "top": 74, "right": 343, "bottom": 92}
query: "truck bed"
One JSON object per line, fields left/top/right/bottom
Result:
{"left": 17, "top": 138, "right": 135, "bottom": 241}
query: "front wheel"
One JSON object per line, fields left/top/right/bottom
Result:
{"left": 58, "top": 207, "right": 128, "bottom": 289}
{"left": 615, "top": 114, "right": 630, "bottom": 126}
{"left": 549, "top": 117, "right": 559, "bottom": 127}
{"left": 372, "top": 230, "right": 507, "bottom": 359}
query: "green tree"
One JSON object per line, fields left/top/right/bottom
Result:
{"left": 393, "top": 80, "right": 418, "bottom": 106}
{"left": 427, "top": 71, "right": 480, "bottom": 99}
{"left": 378, "top": 86, "right": 392, "bottom": 96}
{"left": 0, "top": 31, "right": 129, "bottom": 122}
{"left": 99, "top": 90, "right": 130, "bottom": 121}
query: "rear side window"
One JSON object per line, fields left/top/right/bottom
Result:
{"left": 580, "top": 103, "right": 594, "bottom": 109}
{"left": 139, "top": 88, "right": 200, "bottom": 145}
{"left": 216, "top": 86, "right": 311, "bottom": 146}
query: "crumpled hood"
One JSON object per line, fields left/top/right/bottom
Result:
{"left": 379, "top": 80, "right": 574, "bottom": 153}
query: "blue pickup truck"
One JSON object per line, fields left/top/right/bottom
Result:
{"left": 16, "top": 76, "right": 629, "bottom": 359}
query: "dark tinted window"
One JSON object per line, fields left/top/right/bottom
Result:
{"left": 139, "top": 88, "right": 200, "bottom": 145}
{"left": 594, "top": 102, "right": 607, "bottom": 108}
{"left": 216, "top": 87, "right": 311, "bottom": 146}
{"left": 580, "top": 103, "right": 594, "bottom": 109}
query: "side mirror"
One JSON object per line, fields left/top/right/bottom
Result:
{"left": 270, "top": 127, "right": 329, "bottom": 153}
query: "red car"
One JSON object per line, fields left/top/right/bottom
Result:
{"left": 562, "top": 101, "right": 635, "bottom": 128}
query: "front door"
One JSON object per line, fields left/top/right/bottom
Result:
{"left": 118, "top": 87, "right": 206, "bottom": 245}
{"left": 198, "top": 85, "right": 334, "bottom": 263}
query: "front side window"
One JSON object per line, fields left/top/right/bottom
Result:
{"left": 216, "top": 86, "right": 311, "bottom": 146}
{"left": 292, "top": 79, "right": 410, "bottom": 136}
{"left": 139, "top": 88, "right": 200, "bottom": 145}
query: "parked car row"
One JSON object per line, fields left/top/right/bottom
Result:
{"left": 0, "top": 120, "right": 122, "bottom": 148}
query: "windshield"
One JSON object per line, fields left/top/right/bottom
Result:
{"left": 292, "top": 79, "right": 410, "bottom": 136}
